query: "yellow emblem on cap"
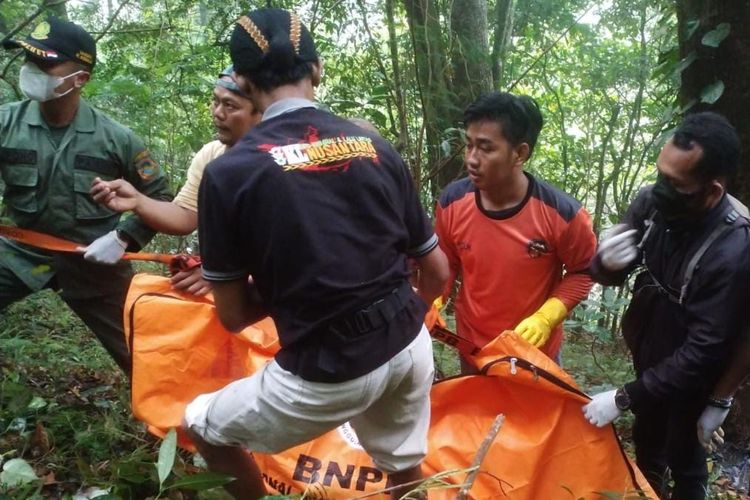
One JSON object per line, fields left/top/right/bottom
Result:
{"left": 31, "top": 21, "right": 51, "bottom": 40}
{"left": 76, "top": 51, "right": 93, "bottom": 64}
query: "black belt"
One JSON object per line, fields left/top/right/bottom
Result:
{"left": 328, "top": 281, "right": 414, "bottom": 337}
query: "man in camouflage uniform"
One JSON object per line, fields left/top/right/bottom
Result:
{"left": 0, "top": 17, "right": 171, "bottom": 373}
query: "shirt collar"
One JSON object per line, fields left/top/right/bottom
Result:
{"left": 21, "top": 99, "right": 95, "bottom": 133}
{"left": 262, "top": 98, "right": 317, "bottom": 122}
{"left": 21, "top": 100, "right": 44, "bottom": 127}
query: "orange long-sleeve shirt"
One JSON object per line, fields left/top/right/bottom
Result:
{"left": 435, "top": 174, "right": 597, "bottom": 359}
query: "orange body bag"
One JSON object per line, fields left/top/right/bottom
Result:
{"left": 125, "top": 274, "right": 655, "bottom": 499}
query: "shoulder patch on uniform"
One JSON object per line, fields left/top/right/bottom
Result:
{"left": 531, "top": 177, "right": 582, "bottom": 223}
{"left": 438, "top": 178, "right": 475, "bottom": 209}
{"left": 134, "top": 150, "right": 159, "bottom": 180}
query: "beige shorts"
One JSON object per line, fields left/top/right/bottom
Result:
{"left": 184, "top": 326, "right": 434, "bottom": 472}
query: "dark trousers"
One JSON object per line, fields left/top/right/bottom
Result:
{"left": 632, "top": 397, "right": 708, "bottom": 500}
{"left": 0, "top": 261, "right": 132, "bottom": 375}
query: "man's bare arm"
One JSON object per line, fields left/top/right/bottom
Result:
{"left": 91, "top": 178, "right": 198, "bottom": 235}
{"left": 210, "top": 278, "right": 268, "bottom": 332}
{"left": 413, "top": 246, "right": 450, "bottom": 305}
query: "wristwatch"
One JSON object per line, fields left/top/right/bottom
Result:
{"left": 707, "top": 395, "right": 733, "bottom": 409}
{"left": 614, "top": 387, "right": 631, "bottom": 411}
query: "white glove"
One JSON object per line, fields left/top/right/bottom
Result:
{"left": 582, "top": 389, "right": 622, "bottom": 427}
{"left": 697, "top": 406, "right": 729, "bottom": 453}
{"left": 598, "top": 224, "right": 639, "bottom": 271}
{"left": 81, "top": 230, "right": 127, "bottom": 264}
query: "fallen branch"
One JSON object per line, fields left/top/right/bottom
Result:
{"left": 457, "top": 413, "right": 505, "bottom": 499}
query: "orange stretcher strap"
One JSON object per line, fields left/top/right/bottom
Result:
{"left": 429, "top": 324, "right": 480, "bottom": 357}
{"left": 0, "top": 225, "right": 174, "bottom": 265}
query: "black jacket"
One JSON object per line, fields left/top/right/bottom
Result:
{"left": 590, "top": 187, "right": 750, "bottom": 411}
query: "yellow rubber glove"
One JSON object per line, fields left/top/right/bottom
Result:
{"left": 514, "top": 297, "right": 568, "bottom": 348}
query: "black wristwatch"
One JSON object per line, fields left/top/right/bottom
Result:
{"left": 614, "top": 387, "right": 631, "bottom": 411}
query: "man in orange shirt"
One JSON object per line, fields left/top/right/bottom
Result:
{"left": 435, "top": 91, "right": 596, "bottom": 369}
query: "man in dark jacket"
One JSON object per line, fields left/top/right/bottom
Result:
{"left": 582, "top": 112, "right": 750, "bottom": 499}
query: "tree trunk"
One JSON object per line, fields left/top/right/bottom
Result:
{"left": 403, "top": 0, "right": 495, "bottom": 191}
{"left": 677, "top": 0, "right": 750, "bottom": 443}
{"left": 676, "top": 1, "right": 750, "bottom": 202}
{"left": 386, "top": 0, "right": 411, "bottom": 158}
{"left": 403, "top": 0, "right": 456, "bottom": 192}
{"left": 439, "top": 0, "right": 493, "bottom": 187}
{"left": 450, "top": 0, "right": 493, "bottom": 102}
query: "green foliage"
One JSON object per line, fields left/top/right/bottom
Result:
{"left": 0, "top": 0, "right": 736, "bottom": 497}
{"left": 1, "top": 458, "right": 41, "bottom": 489}
{"left": 156, "top": 429, "right": 177, "bottom": 490}
{"left": 701, "top": 22, "right": 731, "bottom": 48}
{"left": 700, "top": 80, "right": 725, "bottom": 104}
{"left": 0, "top": 292, "right": 233, "bottom": 499}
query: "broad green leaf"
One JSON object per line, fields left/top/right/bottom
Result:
{"left": 27, "top": 396, "right": 47, "bottom": 411}
{"left": 367, "top": 109, "right": 388, "bottom": 128}
{"left": 0, "top": 458, "right": 39, "bottom": 487}
{"left": 156, "top": 428, "right": 177, "bottom": 487}
{"left": 702, "top": 23, "right": 731, "bottom": 48}
{"left": 7, "top": 417, "right": 26, "bottom": 433}
{"left": 167, "top": 471, "right": 236, "bottom": 490}
{"left": 700, "top": 81, "right": 725, "bottom": 104}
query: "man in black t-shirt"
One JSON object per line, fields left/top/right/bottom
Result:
{"left": 182, "top": 8, "right": 449, "bottom": 500}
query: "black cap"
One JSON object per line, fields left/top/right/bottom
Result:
{"left": 3, "top": 17, "right": 96, "bottom": 69}
{"left": 230, "top": 8, "right": 317, "bottom": 75}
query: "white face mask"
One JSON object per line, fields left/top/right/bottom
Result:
{"left": 19, "top": 62, "right": 87, "bottom": 102}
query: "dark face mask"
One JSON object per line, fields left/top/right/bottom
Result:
{"left": 652, "top": 173, "right": 707, "bottom": 221}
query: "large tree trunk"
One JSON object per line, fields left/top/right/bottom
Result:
{"left": 386, "top": 0, "right": 410, "bottom": 157}
{"left": 676, "top": 0, "right": 750, "bottom": 443}
{"left": 403, "top": 0, "right": 457, "bottom": 192}
{"left": 441, "top": 0, "right": 494, "bottom": 187}
{"left": 450, "top": 0, "right": 493, "bottom": 103}
{"left": 404, "top": 0, "right": 495, "bottom": 191}
{"left": 676, "top": 1, "right": 750, "bottom": 202}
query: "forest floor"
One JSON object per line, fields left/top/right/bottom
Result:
{"left": 1, "top": 288, "right": 748, "bottom": 499}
